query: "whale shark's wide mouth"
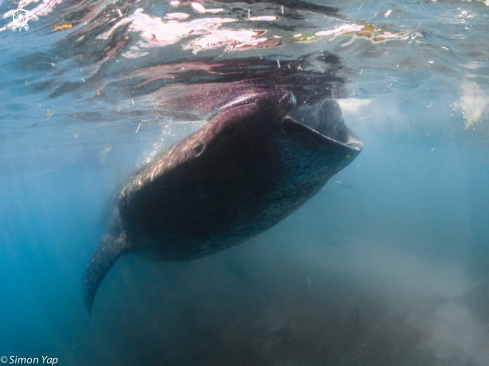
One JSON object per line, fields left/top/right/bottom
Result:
{"left": 288, "top": 99, "right": 363, "bottom": 151}
{"left": 212, "top": 91, "right": 362, "bottom": 152}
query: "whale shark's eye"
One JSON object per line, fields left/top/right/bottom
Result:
{"left": 193, "top": 144, "right": 204, "bottom": 155}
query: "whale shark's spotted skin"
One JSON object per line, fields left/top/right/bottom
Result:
{"left": 83, "top": 91, "right": 362, "bottom": 314}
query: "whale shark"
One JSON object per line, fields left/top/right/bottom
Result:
{"left": 83, "top": 91, "right": 362, "bottom": 314}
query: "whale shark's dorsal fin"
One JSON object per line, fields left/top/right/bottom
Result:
{"left": 83, "top": 232, "right": 131, "bottom": 315}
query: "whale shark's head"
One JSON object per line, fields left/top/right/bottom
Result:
{"left": 210, "top": 91, "right": 362, "bottom": 157}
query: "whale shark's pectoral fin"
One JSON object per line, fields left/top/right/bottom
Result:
{"left": 83, "top": 232, "right": 131, "bottom": 315}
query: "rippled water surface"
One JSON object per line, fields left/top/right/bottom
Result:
{"left": 1, "top": 0, "right": 489, "bottom": 365}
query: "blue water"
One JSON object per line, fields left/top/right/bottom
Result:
{"left": 1, "top": 0, "right": 489, "bottom": 365}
